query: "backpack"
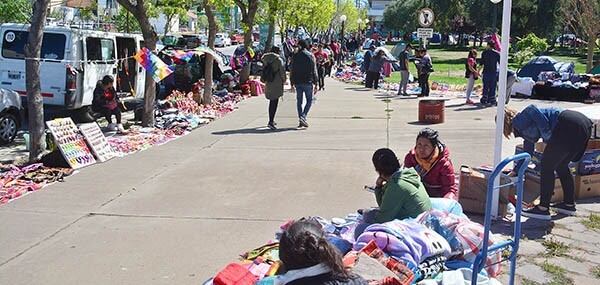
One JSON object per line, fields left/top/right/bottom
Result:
{"left": 261, "top": 61, "right": 276, "bottom": 82}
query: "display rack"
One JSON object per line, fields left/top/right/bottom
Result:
{"left": 46, "top": 118, "right": 96, "bottom": 169}
{"left": 79, "top": 122, "right": 117, "bottom": 162}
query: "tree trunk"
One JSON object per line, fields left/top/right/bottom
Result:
{"left": 265, "top": 18, "right": 275, "bottom": 50}
{"left": 164, "top": 15, "right": 173, "bottom": 36}
{"left": 587, "top": 33, "right": 596, "bottom": 72}
{"left": 25, "top": 0, "right": 51, "bottom": 162}
{"left": 117, "top": 0, "right": 159, "bottom": 127}
{"left": 203, "top": 2, "right": 217, "bottom": 105}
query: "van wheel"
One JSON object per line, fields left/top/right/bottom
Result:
{"left": 0, "top": 113, "right": 18, "bottom": 145}
{"left": 71, "top": 107, "right": 96, "bottom": 124}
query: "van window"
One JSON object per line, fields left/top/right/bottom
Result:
{"left": 1, "top": 30, "right": 66, "bottom": 60}
{"left": 86, "top": 37, "right": 115, "bottom": 61}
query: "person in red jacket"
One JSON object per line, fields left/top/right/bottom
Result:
{"left": 404, "top": 128, "right": 459, "bottom": 200}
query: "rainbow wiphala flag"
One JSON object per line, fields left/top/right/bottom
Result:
{"left": 133, "top": 47, "right": 174, "bottom": 83}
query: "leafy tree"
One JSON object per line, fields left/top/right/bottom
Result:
{"left": 0, "top": 0, "right": 31, "bottom": 24}
{"left": 562, "top": 0, "right": 600, "bottom": 71}
{"left": 25, "top": 0, "right": 51, "bottom": 161}
{"left": 200, "top": 0, "right": 232, "bottom": 105}
{"left": 156, "top": 0, "right": 191, "bottom": 35}
{"left": 513, "top": 48, "right": 535, "bottom": 70}
{"left": 516, "top": 33, "right": 549, "bottom": 55}
{"left": 116, "top": 0, "right": 160, "bottom": 127}
{"left": 79, "top": 1, "right": 98, "bottom": 22}
{"left": 114, "top": 7, "right": 141, "bottom": 32}
{"left": 234, "top": 0, "right": 260, "bottom": 83}
{"left": 383, "top": 0, "right": 420, "bottom": 34}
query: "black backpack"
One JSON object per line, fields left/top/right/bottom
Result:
{"left": 262, "top": 61, "right": 276, "bottom": 82}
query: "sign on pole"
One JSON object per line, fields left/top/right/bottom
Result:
{"left": 418, "top": 8, "right": 435, "bottom": 28}
{"left": 417, "top": 28, "right": 434, "bottom": 39}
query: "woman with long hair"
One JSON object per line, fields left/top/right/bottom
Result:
{"left": 272, "top": 219, "right": 367, "bottom": 285}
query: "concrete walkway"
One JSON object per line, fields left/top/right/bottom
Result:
{"left": 0, "top": 78, "right": 597, "bottom": 284}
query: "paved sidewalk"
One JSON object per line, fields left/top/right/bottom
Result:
{"left": 0, "top": 78, "right": 598, "bottom": 284}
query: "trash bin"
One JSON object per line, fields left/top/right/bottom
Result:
{"left": 418, "top": 99, "right": 445, "bottom": 124}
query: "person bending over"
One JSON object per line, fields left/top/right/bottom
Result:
{"left": 504, "top": 105, "right": 592, "bottom": 220}
{"left": 404, "top": 128, "right": 459, "bottom": 200}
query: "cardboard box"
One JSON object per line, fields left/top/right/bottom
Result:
{"left": 578, "top": 149, "right": 600, "bottom": 176}
{"left": 514, "top": 145, "right": 577, "bottom": 176}
{"left": 459, "top": 166, "right": 513, "bottom": 216}
{"left": 523, "top": 172, "right": 564, "bottom": 204}
{"left": 576, "top": 174, "right": 600, "bottom": 199}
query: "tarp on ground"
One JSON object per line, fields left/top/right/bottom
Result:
{"left": 591, "top": 65, "right": 600, "bottom": 75}
{"left": 517, "top": 56, "right": 575, "bottom": 80}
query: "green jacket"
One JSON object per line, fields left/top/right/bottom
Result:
{"left": 374, "top": 167, "right": 432, "bottom": 223}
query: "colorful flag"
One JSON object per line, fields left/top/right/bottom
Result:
{"left": 133, "top": 47, "right": 173, "bottom": 82}
{"left": 165, "top": 50, "right": 196, "bottom": 64}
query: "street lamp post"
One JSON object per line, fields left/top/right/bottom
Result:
{"left": 491, "top": 0, "right": 501, "bottom": 32}
{"left": 340, "top": 14, "right": 347, "bottom": 64}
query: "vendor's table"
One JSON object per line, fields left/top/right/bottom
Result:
{"left": 472, "top": 153, "right": 531, "bottom": 285}
{"left": 531, "top": 83, "right": 589, "bottom": 102}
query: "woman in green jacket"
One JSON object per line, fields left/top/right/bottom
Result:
{"left": 356, "top": 148, "right": 432, "bottom": 237}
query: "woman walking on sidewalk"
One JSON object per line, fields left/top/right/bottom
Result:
{"left": 504, "top": 105, "right": 593, "bottom": 220}
{"left": 261, "top": 46, "right": 287, "bottom": 130}
{"left": 465, "top": 49, "right": 479, "bottom": 104}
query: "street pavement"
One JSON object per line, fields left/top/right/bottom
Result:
{"left": 1, "top": 78, "right": 599, "bottom": 284}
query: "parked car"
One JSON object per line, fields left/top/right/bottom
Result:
{"left": 0, "top": 88, "right": 22, "bottom": 145}
{"left": 181, "top": 34, "right": 201, "bottom": 48}
{"left": 199, "top": 34, "right": 208, "bottom": 46}
{"left": 215, "top": 33, "right": 231, "bottom": 47}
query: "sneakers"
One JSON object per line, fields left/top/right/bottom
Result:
{"left": 267, "top": 122, "right": 277, "bottom": 130}
{"left": 299, "top": 117, "right": 309, "bottom": 128}
{"left": 466, "top": 99, "right": 475, "bottom": 105}
{"left": 522, "top": 206, "right": 551, "bottom": 221}
{"left": 107, "top": 123, "right": 117, "bottom": 131}
{"left": 550, "top": 202, "right": 577, "bottom": 216}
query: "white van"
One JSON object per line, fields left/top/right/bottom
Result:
{"left": 0, "top": 23, "right": 146, "bottom": 118}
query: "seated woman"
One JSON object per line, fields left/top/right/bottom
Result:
{"left": 92, "top": 75, "right": 125, "bottom": 133}
{"left": 404, "top": 128, "right": 459, "bottom": 200}
{"left": 356, "top": 148, "right": 432, "bottom": 237}
{"left": 270, "top": 219, "right": 367, "bottom": 285}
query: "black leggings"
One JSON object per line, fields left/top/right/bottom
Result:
{"left": 540, "top": 110, "right": 592, "bottom": 207}
{"left": 419, "top": 73, "right": 430, "bottom": 97}
{"left": 365, "top": 71, "right": 381, "bottom": 89}
{"left": 317, "top": 65, "right": 325, "bottom": 89}
{"left": 104, "top": 107, "right": 122, "bottom": 124}
{"left": 268, "top": 99, "right": 279, "bottom": 124}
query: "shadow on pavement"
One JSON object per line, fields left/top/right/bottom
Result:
{"left": 468, "top": 214, "right": 552, "bottom": 240}
{"left": 212, "top": 127, "right": 299, "bottom": 135}
{"left": 407, "top": 121, "right": 438, "bottom": 126}
{"left": 345, "top": 87, "right": 371, "bottom": 91}
{"left": 453, "top": 105, "right": 489, "bottom": 112}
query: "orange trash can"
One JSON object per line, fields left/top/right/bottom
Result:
{"left": 418, "top": 99, "right": 445, "bottom": 124}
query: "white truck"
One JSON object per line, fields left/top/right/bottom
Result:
{"left": 0, "top": 23, "right": 146, "bottom": 121}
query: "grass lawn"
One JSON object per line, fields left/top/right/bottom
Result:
{"left": 383, "top": 45, "right": 594, "bottom": 87}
